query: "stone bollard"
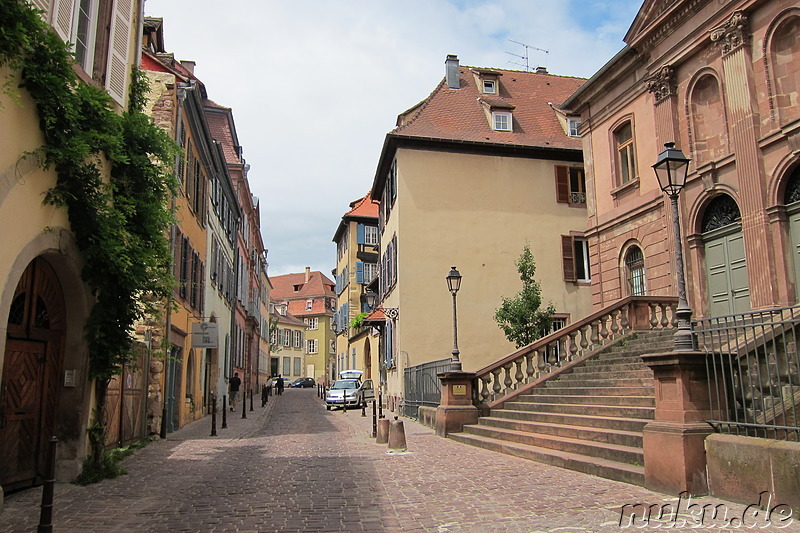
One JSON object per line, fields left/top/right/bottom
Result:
{"left": 387, "top": 416, "right": 407, "bottom": 453}
{"left": 376, "top": 418, "right": 390, "bottom": 444}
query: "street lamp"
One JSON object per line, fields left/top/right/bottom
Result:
{"left": 446, "top": 266, "right": 462, "bottom": 371}
{"left": 652, "top": 142, "right": 694, "bottom": 351}
{"left": 362, "top": 289, "right": 399, "bottom": 320}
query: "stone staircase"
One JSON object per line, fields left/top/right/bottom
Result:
{"left": 449, "top": 329, "right": 675, "bottom": 485}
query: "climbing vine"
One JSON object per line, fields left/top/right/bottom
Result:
{"left": 1, "top": 1, "right": 178, "bottom": 466}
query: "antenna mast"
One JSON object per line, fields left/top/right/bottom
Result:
{"left": 505, "top": 39, "right": 549, "bottom": 71}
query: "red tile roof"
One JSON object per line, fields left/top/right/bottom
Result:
{"left": 392, "top": 65, "right": 585, "bottom": 151}
{"left": 345, "top": 190, "right": 379, "bottom": 219}
{"left": 204, "top": 105, "right": 240, "bottom": 165}
{"left": 270, "top": 270, "right": 335, "bottom": 303}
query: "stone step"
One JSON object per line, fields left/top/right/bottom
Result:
{"left": 514, "top": 394, "right": 655, "bottom": 408}
{"left": 572, "top": 364, "right": 652, "bottom": 377}
{"left": 585, "top": 353, "right": 653, "bottom": 366}
{"left": 478, "top": 416, "right": 644, "bottom": 448}
{"left": 525, "top": 385, "right": 654, "bottom": 396}
{"left": 494, "top": 409, "right": 649, "bottom": 432}
{"left": 501, "top": 400, "right": 654, "bottom": 420}
{"left": 462, "top": 424, "right": 644, "bottom": 464}
{"left": 545, "top": 376, "right": 650, "bottom": 388}
{"left": 448, "top": 432, "right": 644, "bottom": 486}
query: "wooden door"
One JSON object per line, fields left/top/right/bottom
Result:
{"left": 0, "top": 340, "right": 46, "bottom": 486}
{"left": 705, "top": 226, "right": 750, "bottom": 316}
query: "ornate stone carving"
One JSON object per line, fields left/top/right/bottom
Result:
{"left": 710, "top": 10, "right": 748, "bottom": 56}
{"left": 645, "top": 65, "right": 677, "bottom": 103}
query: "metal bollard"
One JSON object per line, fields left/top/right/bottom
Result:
{"left": 376, "top": 418, "right": 390, "bottom": 444}
{"left": 388, "top": 416, "right": 407, "bottom": 452}
{"left": 261, "top": 385, "right": 267, "bottom": 407}
{"left": 372, "top": 399, "right": 377, "bottom": 438}
{"left": 222, "top": 395, "right": 228, "bottom": 428}
{"left": 250, "top": 388, "right": 254, "bottom": 411}
{"left": 241, "top": 388, "right": 247, "bottom": 419}
{"left": 378, "top": 392, "right": 384, "bottom": 419}
{"left": 361, "top": 401, "right": 366, "bottom": 417}
{"left": 210, "top": 395, "right": 217, "bottom": 436}
{"left": 37, "top": 436, "right": 57, "bottom": 533}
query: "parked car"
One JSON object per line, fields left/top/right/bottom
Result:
{"left": 291, "top": 377, "right": 316, "bottom": 388}
{"left": 325, "top": 378, "right": 375, "bottom": 410}
{"left": 338, "top": 369, "right": 363, "bottom": 380}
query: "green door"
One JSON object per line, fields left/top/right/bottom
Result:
{"left": 788, "top": 204, "right": 800, "bottom": 301}
{"left": 704, "top": 224, "right": 750, "bottom": 316}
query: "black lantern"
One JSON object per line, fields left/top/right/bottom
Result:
{"left": 362, "top": 289, "right": 377, "bottom": 311}
{"left": 652, "top": 142, "right": 690, "bottom": 197}
{"left": 446, "top": 266, "right": 462, "bottom": 294}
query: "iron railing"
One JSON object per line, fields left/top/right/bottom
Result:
{"left": 695, "top": 306, "right": 800, "bottom": 441}
{"left": 403, "top": 358, "right": 452, "bottom": 418}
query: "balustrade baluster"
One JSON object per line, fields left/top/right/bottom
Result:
{"left": 480, "top": 376, "right": 491, "bottom": 402}
{"left": 620, "top": 305, "right": 630, "bottom": 331}
{"left": 503, "top": 364, "right": 514, "bottom": 392}
{"left": 525, "top": 352, "right": 535, "bottom": 381}
{"left": 590, "top": 321, "right": 600, "bottom": 348}
{"left": 610, "top": 309, "right": 620, "bottom": 338}
{"left": 660, "top": 303, "right": 670, "bottom": 328}
{"left": 579, "top": 324, "right": 589, "bottom": 353}
{"left": 536, "top": 349, "right": 546, "bottom": 375}
{"left": 649, "top": 303, "right": 658, "bottom": 329}
{"left": 670, "top": 303, "right": 678, "bottom": 328}
{"left": 492, "top": 369, "right": 502, "bottom": 398}
{"left": 599, "top": 315, "right": 609, "bottom": 342}
{"left": 568, "top": 331, "right": 578, "bottom": 361}
{"left": 514, "top": 360, "right": 524, "bottom": 387}
{"left": 547, "top": 343, "right": 558, "bottom": 366}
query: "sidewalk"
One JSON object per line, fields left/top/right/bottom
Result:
{"left": 0, "top": 389, "right": 797, "bottom": 532}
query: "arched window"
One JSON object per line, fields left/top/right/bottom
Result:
{"left": 690, "top": 74, "right": 726, "bottom": 163}
{"left": 186, "top": 349, "right": 195, "bottom": 402}
{"left": 625, "top": 246, "right": 646, "bottom": 296}
{"left": 702, "top": 195, "right": 741, "bottom": 233}
{"left": 783, "top": 166, "right": 800, "bottom": 205}
{"left": 771, "top": 15, "right": 800, "bottom": 125}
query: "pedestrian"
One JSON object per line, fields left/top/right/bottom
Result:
{"left": 261, "top": 383, "right": 268, "bottom": 407}
{"left": 276, "top": 374, "right": 284, "bottom": 396}
{"left": 229, "top": 372, "right": 241, "bottom": 411}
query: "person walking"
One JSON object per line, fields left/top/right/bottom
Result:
{"left": 229, "top": 372, "right": 241, "bottom": 411}
{"left": 276, "top": 374, "right": 284, "bottom": 396}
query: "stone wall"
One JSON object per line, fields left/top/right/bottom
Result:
{"left": 706, "top": 433, "right": 800, "bottom": 513}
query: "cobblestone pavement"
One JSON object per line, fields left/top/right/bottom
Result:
{"left": 1, "top": 389, "right": 798, "bottom": 532}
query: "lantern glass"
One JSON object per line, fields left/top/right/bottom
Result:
{"left": 652, "top": 142, "right": 690, "bottom": 196}
{"left": 446, "top": 266, "right": 462, "bottom": 294}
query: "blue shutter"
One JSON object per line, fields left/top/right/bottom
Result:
{"left": 356, "top": 262, "right": 364, "bottom": 284}
{"left": 357, "top": 223, "right": 365, "bottom": 245}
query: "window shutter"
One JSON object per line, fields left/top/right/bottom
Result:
{"left": 561, "top": 235, "right": 576, "bottom": 282}
{"left": 356, "top": 262, "right": 364, "bottom": 284}
{"left": 52, "top": 0, "right": 74, "bottom": 41}
{"left": 357, "top": 223, "right": 365, "bottom": 245}
{"left": 555, "top": 166, "right": 569, "bottom": 203}
{"left": 30, "top": 0, "right": 51, "bottom": 19}
{"left": 105, "top": 0, "right": 134, "bottom": 106}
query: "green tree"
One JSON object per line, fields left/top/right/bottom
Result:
{"left": 494, "top": 244, "right": 556, "bottom": 348}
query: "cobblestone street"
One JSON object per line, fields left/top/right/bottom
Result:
{"left": 0, "top": 388, "right": 796, "bottom": 532}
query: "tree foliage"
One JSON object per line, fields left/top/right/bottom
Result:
{"left": 494, "top": 245, "right": 556, "bottom": 348}
{"left": 1, "top": 1, "right": 178, "bottom": 469}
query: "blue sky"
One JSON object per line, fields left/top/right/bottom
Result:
{"left": 145, "top": 0, "right": 644, "bottom": 277}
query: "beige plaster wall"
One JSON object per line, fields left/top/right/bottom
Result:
{"left": 385, "top": 148, "right": 592, "bottom": 389}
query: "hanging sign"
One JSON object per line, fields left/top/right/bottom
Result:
{"left": 191, "top": 322, "right": 219, "bottom": 348}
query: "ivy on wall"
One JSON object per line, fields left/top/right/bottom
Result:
{"left": 1, "top": 0, "right": 178, "bottom": 463}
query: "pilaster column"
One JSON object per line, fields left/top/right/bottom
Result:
{"left": 711, "top": 11, "right": 776, "bottom": 308}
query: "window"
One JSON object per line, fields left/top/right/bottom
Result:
{"left": 568, "top": 117, "right": 581, "bottom": 137}
{"left": 283, "top": 357, "right": 291, "bottom": 375}
{"left": 306, "top": 299, "right": 313, "bottom": 311}
{"left": 330, "top": 339, "right": 336, "bottom": 354}
{"left": 305, "top": 317, "right": 319, "bottom": 330}
{"left": 492, "top": 111, "right": 512, "bottom": 131}
{"left": 363, "top": 263, "right": 377, "bottom": 284}
{"left": 293, "top": 330, "right": 302, "bottom": 348}
{"left": 482, "top": 79, "right": 496, "bottom": 94}
{"left": 555, "top": 166, "right": 586, "bottom": 206}
{"left": 615, "top": 121, "right": 637, "bottom": 184}
{"left": 562, "top": 235, "right": 590, "bottom": 283}
{"left": 365, "top": 225, "right": 379, "bottom": 245}
{"left": 294, "top": 357, "right": 302, "bottom": 376}
{"left": 73, "top": 0, "right": 98, "bottom": 73}
{"left": 306, "top": 339, "right": 318, "bottom": 354}
{"left": 625, "top": 246, "right": 646, "bottom": 296}
{"left": 282, "top": 329, "right": 290, "bottom": 347}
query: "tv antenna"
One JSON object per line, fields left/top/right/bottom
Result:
{"left": 505, "top": 39, "right": 549, "bottom": 71}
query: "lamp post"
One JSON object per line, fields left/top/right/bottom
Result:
{"left": 446, "top": 267, "right": 462, "bottom": 371}
{"left": 652, "top": 142, "right": 694, "bottom": 351}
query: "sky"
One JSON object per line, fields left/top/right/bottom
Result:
{"left": 143, "top": 0, "right": 644, "bottom": 277}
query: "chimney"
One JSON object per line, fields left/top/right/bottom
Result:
{"left": 445, "top": 54, "right": 460, "bottom": 89}
{"left": 182, "top": 60, "right": 196, "bottom": 74}
{"left": 305, "top": 266, "right": 311, "bottom": 283}
{"left": 534, "top": 65, "right": 548, "bottom": 74}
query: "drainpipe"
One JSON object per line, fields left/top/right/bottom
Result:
{"left": 160, "top": 80, "right": 193, "bottom": 439}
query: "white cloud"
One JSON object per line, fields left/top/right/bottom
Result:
{"left": 144, "top": 0, "right": 640, "bottom": 276}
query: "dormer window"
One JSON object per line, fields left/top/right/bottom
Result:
{"left": 568, "top": 117, "right": 581, "bottom": 137}
{"left": 482, "top": 79, "right": 496, "bottom": 94}
{"left": 492, "top": 111, "right": 512, "bottom": 132}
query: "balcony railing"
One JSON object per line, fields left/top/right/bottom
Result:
{"left": 695, "top": 306, "right": 800, "bottom": 441}
{"left": 475, "top": 296, "right": 678, "bottom": 406}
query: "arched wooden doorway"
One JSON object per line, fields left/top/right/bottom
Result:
{"left": 363, "top": 338, "right": 372, "bottom": 380}
{"left": 702, "top": 195, "right": 750, "bottom": 316}
{"left": 1, "top": 257, "right": 66, "bottom": 490}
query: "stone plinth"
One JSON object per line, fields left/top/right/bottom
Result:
{"left": 435, "top": 371, "right": 478, "bottom": 437}
{"left": 641, "top": 350, "right": 715, "bottom": 495}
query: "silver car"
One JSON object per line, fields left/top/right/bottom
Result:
{"left": 325, "top": 378, "right": 375, "bottom": 410}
